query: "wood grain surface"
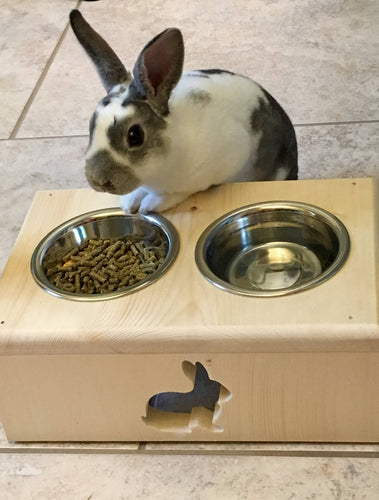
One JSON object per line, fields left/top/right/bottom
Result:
{"left": 0, "top": 178, "right": 378, "bottom": 355}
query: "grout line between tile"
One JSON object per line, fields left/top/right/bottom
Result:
{"left": 0, "top": 135, "right": 89, "bottom": 143}
{"left": 139, "top": 449, "right": 379, "bottom": 458}
{"left": 0, "top": 444, "right": 378, "bottom": 458}
{"left": 8, "top": 3, "right": 81, "bottom": 141}
{"left": 293, "top": 119, "right": 379, "bottom": 127}
{"left": 3, "top": 119, "right": 378, "bottom": 143}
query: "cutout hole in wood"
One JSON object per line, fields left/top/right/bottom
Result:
{"left": 142, "top": 361, "right": 231, "bottom": 433}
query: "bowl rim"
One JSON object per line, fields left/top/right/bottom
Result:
{"left": 30, "top": 208, "right": 180, "bottom": 301}
{"left": 194, "top": 200, "right": 350, "bottom": 297}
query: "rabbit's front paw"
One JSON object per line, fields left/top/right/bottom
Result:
{"left": 138, "top": 192, "right": 165, "bottom": 213}
{"left": 140, "top": 192, "right": 191, "bottom": 213}
{"left": 121, "top": 190, "right": 192, "bottom": 213}
{"left": 120, "top": 187, "right": 149, "bottom": 213}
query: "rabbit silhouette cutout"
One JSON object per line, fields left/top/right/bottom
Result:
{"left": 142, "top": 361, "right": 231, "bottom": 433}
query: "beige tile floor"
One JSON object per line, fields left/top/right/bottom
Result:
{"left": 0, "top": 0, "right": 378, "bottom": 497}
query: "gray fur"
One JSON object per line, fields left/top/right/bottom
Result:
{"left": 106, "top": 101, "right": 167, "bottom": 159}
{"left": 69, "top": 10, "right": 131, "bottom": 93}
{"left": 85, "top": 150, "right": 140, "bottom": 195}
{"left": 250, "top": 89, "right": 298, "bottom": 180}
{"left": 101, "top": 96, "right": 111, "bottom": 107}
{"left": 185, "top": 72, "right": 210, "bottom": 79}
{"left": 198, "top": 69, "right": 235, "bottom": 76}
{"left": 186, "top": 89, "right": 211, "bottom": 105}
{"left": 88, "top": 111, "right": 97, "bottom": 146}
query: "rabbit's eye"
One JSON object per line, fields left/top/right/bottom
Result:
{"left": 127, "top": 125, "right": 144, "bottom": 148}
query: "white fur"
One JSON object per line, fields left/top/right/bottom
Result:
{"left": 272, "top": 166, "right": 291, "bottom": 181}
{"left": 149, "top": 72, "right": 265, "bottom": 192}
{"left": 86, "top": 90, "right": 135, "bottom": 164}
{"left": 88, "top": 73, "right": 271, "bottom": 213}
{"left": 116, "top": 73, "right": 267, "bottom": 212}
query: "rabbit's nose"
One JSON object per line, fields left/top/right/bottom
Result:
{"left": 101, "top": 180, "right": 115, "bottom": 191}
{"left": 90, "top": 178, "right": 115, "bottom": 193}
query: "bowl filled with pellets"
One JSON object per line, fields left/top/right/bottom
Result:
{"left": 31, "top": 208, "right": 180, "bottom": 301}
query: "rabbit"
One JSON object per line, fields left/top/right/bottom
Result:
{"left": 69, "top": 9, "right": 298, "bottom": 213}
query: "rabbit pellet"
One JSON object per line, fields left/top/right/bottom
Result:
{"left": 44, "top": 237, "right": 166, "bottom": 294}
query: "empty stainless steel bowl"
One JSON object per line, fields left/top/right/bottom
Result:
{"left": 31, "top": 208, "right": 179, "bottom": 301}
{"left": 195, "top": 201, "right": 350, "bottom": 297}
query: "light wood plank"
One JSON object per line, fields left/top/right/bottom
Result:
{"left": 0, "top": 178, "right": 377, "bottom": 355}
{"left": 0, "top": 352, "right": 377, "bottom": 442}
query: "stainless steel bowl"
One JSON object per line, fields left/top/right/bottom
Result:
{"left": 195, "top": 201, "right": 350, "bottom": 297}
{"left": 31, "top": 208, "right": 180, "bottom": 301}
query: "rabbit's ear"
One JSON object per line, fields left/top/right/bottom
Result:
{"left": 132, "top": 28, "right": 184, "bottom": 116}
{"left": 69, "top": 10, "right": 130, "bottom": 93}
